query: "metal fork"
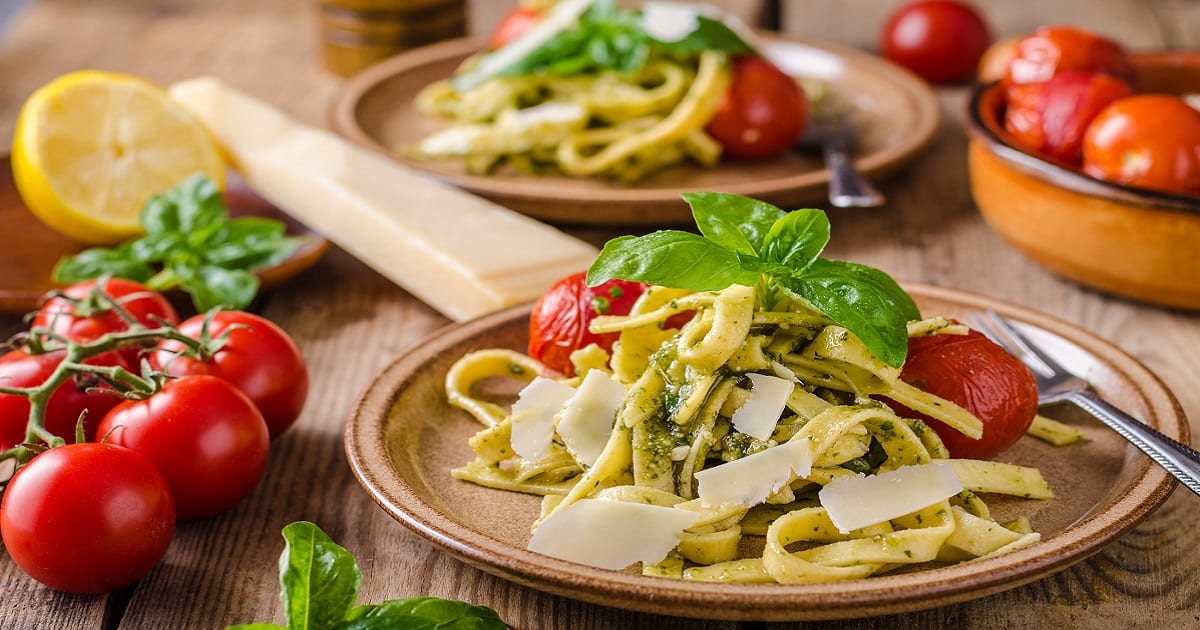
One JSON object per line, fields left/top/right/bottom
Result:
{"left": 803, "top": 99, "right": 886, "bottom": 209}
{"left": 973, "top": 310, "right": 1200, "bottom": 496}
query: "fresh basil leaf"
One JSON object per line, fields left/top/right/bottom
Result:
{"left": 777, "top": 258, "right": 919, "bottom": 367}
{"left": 129, "top": 231, "right": 187, "bottom": 262}
{"left": 174, "top": 263, "right": 259, "bottom": 311}
{"left": 760, "top": 208, "right": 830, "bottom": 270}
{"left": 652, "top": 15, "right": 753, "bottom": 56}
{"left": 330, "top": 618, "right": 438, "bottom": 630}
{"left": 587, "top": 232, "right": 759, "bottom": 291}
{"left": 344, "top": 597, "right": 505, "bottom": 629}
{"left": 279, "top": 521, "right": 363, "bottom": 630}
{"left": 52, "top": 245, "right": 155, "bottom": 283}
{"left": 684, "top": 192, "right": 785, "bottom": 255}
{"left": 172, "top": 173, "right": 227, "bottom": 234}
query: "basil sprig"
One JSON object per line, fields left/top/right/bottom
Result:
{"left": 497, "top": 0, "right": 752, "bottom": 79}
{"left": 586, "top": 192, "right": 919, "bottom": 368}
{"left": 53, "top": 174, "right": 304, "bottom": 312}
{"left": 229, "top": 521, "right": 505, "bottom": 630}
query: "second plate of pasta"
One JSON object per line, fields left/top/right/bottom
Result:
{"left": 344, "top": 283, "right": 1183, "bottom": 621}
{"left": 329, "top": 34, "right": 940, "bottom": 226}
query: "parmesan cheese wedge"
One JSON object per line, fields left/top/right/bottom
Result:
{"left": 695, "top": 439, "right": 812, "bottom": 508}
{"left": 730, "top": 373, "right": 795, "bottom": 440}
{"left": 556, "top": 370, "right": 625, "bottom": 466}
{"left": 510, "top": 377, "right": 576, "bottom": 462}
{"left": 819, "top": 462, "right": 964, "bottom": 534}
{"left": 527, "top": 498, "right": 700, "bottom": 570}
{"left": 167, "top": 78, "right": 598, "bottom": 322}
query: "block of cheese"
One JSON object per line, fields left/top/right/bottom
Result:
{"left": 167, "top": 77, "right": 599, "bottom": 322}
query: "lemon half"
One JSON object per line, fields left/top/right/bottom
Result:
{"left": 12, "top": 70, "right": 225, "bottom": 245}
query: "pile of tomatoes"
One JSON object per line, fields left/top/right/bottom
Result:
{"left": 527, "top": 272, "right": 1038, "bottom": 462}
{"left": 989, "top": 25, "right": 1200, "bottom": 196}
{"left": 0, "top": 278, "right": 308, "bottom": 594}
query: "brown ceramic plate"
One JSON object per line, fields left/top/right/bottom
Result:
{"left": 0, "top": 153, "right": 330, "bottom": 315}
{"left": 329, "top": 35, "right": 940, "bottom": 226}
{"left": 344, "top": 283, "right": 1185, "bottom": 621}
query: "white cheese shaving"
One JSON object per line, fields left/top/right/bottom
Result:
{"left": 819, "top": 462, "right": 964, "bottom": 534}
{"left": 527, "top": 499, "right": 700, "bottom": 570}
{"left": 730, "top": 372, "right": 795, "bottom": 440}
{"left": 509, "top": 377, "right": 576, "bottom": 462}
{"left": 640, "top": 2, "right": 705, "bottom": 42}
{"left": 695, "top": 440, "right": 812, "bottom": 508}
{"left": 556, "top": 370, "right": 625, "bottom": 466}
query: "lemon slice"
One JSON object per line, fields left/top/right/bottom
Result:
{"left": 11, "top": 70, "right": 225, "bottom": 245}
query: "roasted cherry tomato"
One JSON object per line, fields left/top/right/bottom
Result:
{"left": 97, "top": 375, "right": 270, "bottom": 520}
{"left": 1003, "top": 71, "right": 1134, "bottom": 165}
{"left": 488, "top": 5, "right": 542, "bottom": 49}
{"left": 32, "top": 278, "right": 178, "bottom": 365}
{"left": 151, "top": 311, "right": 309, "bottom": 438}
{"left": 1082, "top": 94, "right": 1200, "bottom": 195}
{"left": 1003, "top": 25, "right": 1136, "bottom": 87}
{"left": 0, "top": 443, "right": 175, "bottom": 594}
{"left": 886, "top": 328, "right": 1039, "bottom": 459}
{"left": 0, "top": 348, "right": 128, "bottom": 450}
{"left": 880, "top": 0, "right": 992, "bottom": 84}
{"left": 705, "top": 56, "right": 807, "bottom": 160}
{"left": 529, "top": 272, "right": 648, "bottom": 376}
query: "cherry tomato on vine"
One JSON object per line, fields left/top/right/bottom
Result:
{"left": 97, "top": 375, "right": 270, "bottom": 520}
{"left": 0, "top": 348, "right": 128, "bottom": 450}
{"left": 880, "top": 0, "right": 992, "bottom": 84}
{"left": 0, "top": 443, "right": 175, "bottom": 594}
{"left": 1081, "top": 95, "right": 1200, "bottom": 196}
{"left": 1003, "top": 71, "right": 1133, "bottom": 165}
{"left": 32, "top": 278, "right": 178, "bottom": 365}
{"left": 705, "top": 56, "right": 808, "bottom": 160}
{"left": 488, "top": 5, "right": 542, "bottom": 49}
{"left": 1003, "top": 25, "right": 1136, "bottom": 87}
{"left": 150, "top": 311, "right": 309, "bottom": 438}
{"left": 885, "top": 328, "right": 1039, "bottom": 459}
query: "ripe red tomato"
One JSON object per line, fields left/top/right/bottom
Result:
{"left": 97, "top": 375, "right": 270, "bottom": 520}
{"left": 1003, "top": 71, "right": 1134, "bottom": 165}
{"left": 1003, "top": 25, "right": 1136, "bottom": 87}
{"left": 150, "top": 311, "right": 309, "bottom": 438}
{"left": 705, "top": 56, "right": 808, "bottom": 160}
{"left": 1082, "top": 95, "right": 1200, "bottom": 195}
{"left": 32, "top": 278, "right": 178, "bottom": 365}
{"left": 489, "top": 5, "right": 542, "bottom": 49}
{"left": 880, "top": 0, "right": 992, "bottom": 84}
{"left": 886, "top": 328, "right": 1039, "bottom": 459}
{"left": 0, "top": 349, "right": 128, "bottom": 450}
{"left": 0, "top": 443, "right": 175, "bottom": 594}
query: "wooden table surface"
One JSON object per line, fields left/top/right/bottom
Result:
{"left": 1, "top": 1, "right": 1199, "bottom": 628}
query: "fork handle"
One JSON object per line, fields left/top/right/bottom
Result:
{"left": 1045, "top": 390, "right": 1200, "bottom": 496}
{"left": 823, "top": 146, "right": 886, "bottom": 208}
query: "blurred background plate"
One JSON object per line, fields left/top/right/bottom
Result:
{"left": 329, "top": 34, "right": 940, "bottom": 226}
{"left": 0, "top": 153, "right": 329, "bottom": 316}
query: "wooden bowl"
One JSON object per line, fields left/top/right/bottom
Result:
{"left": 964, "top": 52, "right": 1200, "bottom": 310}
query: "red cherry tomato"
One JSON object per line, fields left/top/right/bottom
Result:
{"left": 97, "top": 375, "right": 270, "bottom": 520}
{"left": 32, "top": 278, "right": 179, "bottom": 365}
{"left": 1003, "top": 25, "right": 1136, "bottom": 87}
{"left": 1082, "top": 95, "right": 1200, "bottom": 195}
{"left": 0, "top": 348, "right": 128, "bottom": 450}
{"left": 489, "top": 5, "right": 542, "bottom": 49}
{"left": 529, "top": 272, "right": 647, "bottom": 376}
{"left": 0, "top": 443, "right": 175, "bottom": 594}
{"left": 1003, "top": 71, "right": 1134, "bottom": 165}
{"left": 881, "top": 0, "right": 992, "bottom": 84}
{"left": 886, "top": 328, "right": 1039, "bottom": 459}
{"left": 705, "top": 56, "right": 808, "bottom": 160}
{"left": 150, "top": 311, "right": 309, "bottom": 438}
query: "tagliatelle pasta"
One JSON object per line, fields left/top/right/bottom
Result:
{"left": 446, "top": 284, "right": 1053, "bottom": 583}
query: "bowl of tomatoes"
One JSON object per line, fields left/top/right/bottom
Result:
{"left": 964, "top": 25, "right": 1200, "bottom": 310}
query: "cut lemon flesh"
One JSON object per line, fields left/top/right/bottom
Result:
{"left": 12, "top": 70, "right": 225, "bottom": 245}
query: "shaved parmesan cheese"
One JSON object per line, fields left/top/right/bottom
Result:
{"left": 730, "top": 373, "right": 795, "bottom": 440}
{"left": 641, "top": 2, "right": 705, "bottom": 42}
{"left": 556, "top": 370, "right": 625, "bottom": 466}
{"left": 695, "top": 440, "right": 812, "bottom": 508}
{"left": 528, "top": 499, "right": 700, "bottom": 570}
{"left": 819, "top": 463, "right": 964, "bottom": 534}
{"left": 510, "top": 377, "right": 576, "bottom": 462}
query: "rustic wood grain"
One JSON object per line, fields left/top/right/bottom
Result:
{"left": 1, "top": 1, "right": 1199, "bottom": 628}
